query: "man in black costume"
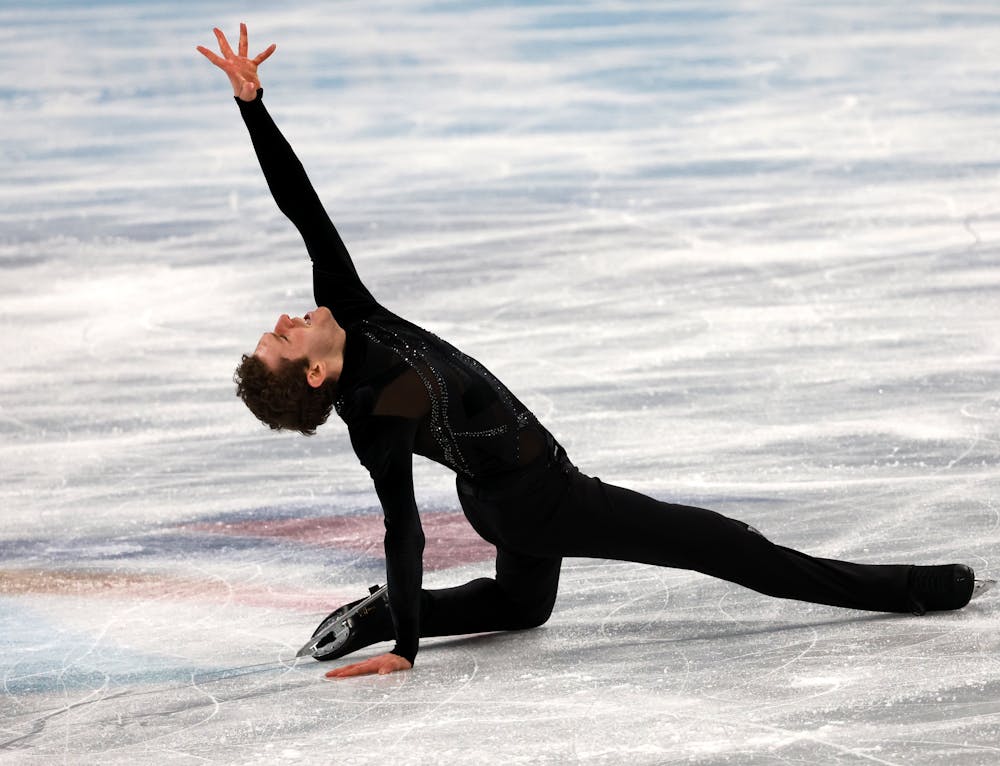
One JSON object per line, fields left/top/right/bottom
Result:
{"left": 198, "top": 26, "right": 989, "bottom": 679}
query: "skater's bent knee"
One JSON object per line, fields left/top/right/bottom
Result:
{"left": 513, "top": 597, "right": 556, "bottom": 630}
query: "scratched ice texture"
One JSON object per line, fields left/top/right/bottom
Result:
{"left": 2, "top": 1, "right": 1000, "bottom": 764}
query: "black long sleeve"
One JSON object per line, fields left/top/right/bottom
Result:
{"left": 235, "top": 89, "right": 377, "bottom": 328}
{"left": 351, "top": 416, "right": 426, "bottom": 663}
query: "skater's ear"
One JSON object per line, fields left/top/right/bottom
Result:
{"left": 306, "top": 360, "right": 327, "bottom": 388}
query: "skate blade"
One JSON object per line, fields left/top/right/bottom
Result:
{"left": 972, "top": 579, "right": 996, "bottom": 600}
{"left": 295, "top": 584, "right": 388, "bottom": 658}
{"left": 296, "top": 614, "right": 349, "bottom": 658}
{"left": 296, "top": 623, "right": 346, "bottom": 658}
{"left": 296, "top": 642, "right": 319, "bottom": 658}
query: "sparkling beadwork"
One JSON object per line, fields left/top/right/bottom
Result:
{"left": 347, "top": 316, "right": 539, "bottom": 479}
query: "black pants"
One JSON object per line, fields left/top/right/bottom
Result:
{"left": 411, "top": 444, "right": 916, "bottom": 639}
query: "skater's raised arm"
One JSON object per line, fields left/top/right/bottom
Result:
{"left": 199, "top": 25, "right": 377, "bottom": 326}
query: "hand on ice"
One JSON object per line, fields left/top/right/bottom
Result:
{"left": 197, "top": 23, "right": 276, "bottom": 101}
{"left": 324, "top": 652, "right": 412, "bottom": 679}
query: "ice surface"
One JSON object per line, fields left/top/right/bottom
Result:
{"left": 2, "top": 1, "right": 1000, "bottom": 764}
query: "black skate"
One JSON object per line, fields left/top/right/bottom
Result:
{"left": 296, "top": 584, "right": 393, "bottom": 661}
{"left": 908, "top": 564, "right": 977, "bottom": 615}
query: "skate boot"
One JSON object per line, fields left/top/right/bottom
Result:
{"left": 908, "top": 564, "right": 976, "bottom": 615}
{"left": 297, "top": 584, "right": 393, "bottom": 661}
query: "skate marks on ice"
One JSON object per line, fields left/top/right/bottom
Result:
{"left": 5, "top": 560, "right": 999, "bottom": 765}
{"left": 504, "top": 564, "right": 1000, "bottom": 766}
{"left": 5, "top": 484, "right": 996, "bottom": 765}
{"left": 0, "top": 505, "right": 499, "bottom": 761}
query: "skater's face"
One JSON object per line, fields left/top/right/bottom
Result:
{"left": 254, "top": 306, "right": 338, "bottom": 378}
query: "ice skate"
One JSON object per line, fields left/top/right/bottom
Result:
{"left": 297, "top": 584, "right": 392, "bottom": 661}
{"left": 908, "top": 564, "right": 976, "bottom": 615}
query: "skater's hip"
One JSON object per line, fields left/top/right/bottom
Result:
{"left": 454, "top": 432, "right": 578, "bottom": 551}
{"left": 456, "top": 431, "right": 575, "bottom": 504}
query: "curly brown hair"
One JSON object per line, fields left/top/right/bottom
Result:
{"left": 233, "top": 353, "right": 338, "bottom": 436}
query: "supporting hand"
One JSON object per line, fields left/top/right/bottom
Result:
{"left": 197, "top": 23, "right": 276, "bottom": 101}
{"left": 324, "top": 653, "right": 413, "bottom": 679}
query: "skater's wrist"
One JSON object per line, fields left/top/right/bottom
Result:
{"left": 235, "top": 87, "right": 264, "bottom": 106}
{"left": 391, "top": 642, "right": 417, "bottom": 665}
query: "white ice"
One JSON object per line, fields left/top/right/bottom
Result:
{"left": 2, "top": 1, "right": 1000, "bottom": 764}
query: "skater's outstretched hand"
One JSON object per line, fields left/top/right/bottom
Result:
{"left": 197, "top": 23, "right": 276, "bottom": 101}
{"left": 324, "top": 652, "right": 412, "bottom": 679}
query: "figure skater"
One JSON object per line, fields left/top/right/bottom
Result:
{"left": 198, "top": 25, "right": 992, "bottom": 678}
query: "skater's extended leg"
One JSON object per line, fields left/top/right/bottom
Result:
{"left": 522, "top": 470, "right": 959, "bottom": 614}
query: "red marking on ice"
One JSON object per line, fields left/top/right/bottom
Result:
{"left": 0, "top": 568, "right": 354, "bottom": 614}
{"left": 186, "top": 510, "right": 495, "bottom": 572}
